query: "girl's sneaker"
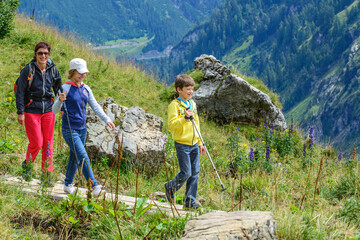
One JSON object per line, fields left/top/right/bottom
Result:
{"left": 92, "top": 185, "right": 106, "bottom": 197}
{"left": 64, "top": 184, "right": 75, "bottom": 195}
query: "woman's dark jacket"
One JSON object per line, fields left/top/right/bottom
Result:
{"left": 15, "top": 59, "right": 62, "bottom": 115}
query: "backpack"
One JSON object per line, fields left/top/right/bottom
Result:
{"left": 14, "top": 62, "right": 35, "bottom": 94}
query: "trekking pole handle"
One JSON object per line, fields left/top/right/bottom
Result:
{"left": 185, "top": 107, "right": 194, "bottom": 121}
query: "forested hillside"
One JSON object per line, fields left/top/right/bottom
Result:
{"left": 165, "top": 0, "right": 360, "bottom": 153}
{"left": 17, "top": 0, "right": 224, "bottom": 51}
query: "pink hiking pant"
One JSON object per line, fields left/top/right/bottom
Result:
{"left": 24, "top": 111, "right": 55, "bottom": 171}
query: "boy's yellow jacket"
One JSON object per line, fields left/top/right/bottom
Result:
{"left": 168, "top": 99, "right": 202, "bottom": 146}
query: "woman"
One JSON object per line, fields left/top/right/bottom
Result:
{"left": 15, "top": 42, "right": 62, "bottom": 183}
{"left": 52, "top": 58, "right": 116, "bottom": 196}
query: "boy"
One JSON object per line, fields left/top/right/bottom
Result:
{"left": 165, "top": 74, "right": 206, "bottom": 210}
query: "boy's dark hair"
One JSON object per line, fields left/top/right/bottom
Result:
{"left": 175, "top": 74, "right": 195, "bottom": 91}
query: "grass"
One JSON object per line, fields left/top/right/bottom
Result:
{"left": 0, "top": 14, "right": 360, "bottom": 239}
{"left": 236, "top": 73, "right": 282, "bottom": 109}
{"left": 285, "top": 96, "right": 312, "bottom": 123}
{"left": 92, "top": 35, "right": 154, "bottom": 60}
{"left": 223, "top": 35, "right": 253, "bottom": 62}
{"left": 336, "top": 0, "right": 360, "bottom": 24}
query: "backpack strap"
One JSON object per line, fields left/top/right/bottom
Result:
{"left": 51, "top": 66, "right": 56, "bottom": 80}
{"left": 176, "top": 98, "right": 193, "bottom": 111}
{"left": 27, "top": 62, "right": 35, "bottom": 90}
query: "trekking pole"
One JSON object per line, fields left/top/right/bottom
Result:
{"left": 190, "top": 117, "right": 226, "bottom": 192}
{"left": 59, "top": 87, "right": 83, "bottom": 186}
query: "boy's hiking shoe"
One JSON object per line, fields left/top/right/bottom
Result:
{"left": 64, "top": 184, "right": 75, "bottom": 195}
{"left": 164, "top": 183, "right": 174, "bottom": 203}
{"left": 184, "top": 202, "right": 201, "bottom": 210}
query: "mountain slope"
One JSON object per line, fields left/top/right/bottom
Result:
{"left": 165, "top": 0, "right": 360, "bottom": 153}
{"left": 17, "top": 0, "right": 224, "bottom": 51}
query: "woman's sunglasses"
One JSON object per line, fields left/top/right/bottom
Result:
{"left": 37, "top": 51, "right": 50, "bottom": 56}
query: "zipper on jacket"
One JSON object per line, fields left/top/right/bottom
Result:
{"left": 33, "top": 62, "right": 53, "bottom": 114}
{"left": 42, "top": 71, "right": 46, "bottom": 113}
{"left": 78, "top": 86, "right": 86, "bottom": 128}
{"left": 34, "top": 63, "right": 47, "bottom": 114}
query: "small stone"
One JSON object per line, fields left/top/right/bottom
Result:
{"left": 152, "top": 191, "right": 166, "bottom": 200}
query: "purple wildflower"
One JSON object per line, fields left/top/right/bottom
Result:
{"left": 46, "top": 141, "right": 51, "bottom": 158}
{"left": 249, "top": 148, "right": 254, "bottom": 162}
{"left": 271, "top": 123, "right": 275, "bottom": 135}
{"left": 336, "top": 152, "right": 342, "bottom": 163}
{"left": 263, "top": 110, "right": 268, "bottom": 127}
{"left": 308, "top": 126, "right": 313, "bottom": 149}
{"left": 290, "top": 118, "right": 294, "bottom": 133}
{"left": 266, "top": 145, "right": 270, "bottom": 161}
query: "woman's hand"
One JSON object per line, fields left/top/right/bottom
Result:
{"left": 107, "top": 121, "right": 116, "bottom": 131}
{"left": 17, "top": 114, "right": 25, "bottom": 125}
{"left": 59, "top": 92, "right": 66, "bottom": 102}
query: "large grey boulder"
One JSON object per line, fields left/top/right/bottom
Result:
{"left": 192, "top": 55, "right": 287, "bottom": 130}
{"left": 85, "top": 98, "right": 168, "bottom": 175}
{"left": 181, "top": 211, "right": 277, "bottom": 240}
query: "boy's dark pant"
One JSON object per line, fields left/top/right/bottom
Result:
{"left": 167, "top": 142, "right": 200, "bottom": 205}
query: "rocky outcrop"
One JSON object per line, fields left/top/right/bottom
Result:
{"left": 192, "top": 55, "right": 287, "bottom": 130}
{"left": 181, "top": 211, "right": 277, "bottom": 240}
{"left": 85, "top": 98, "right": 168, "bottom": 175}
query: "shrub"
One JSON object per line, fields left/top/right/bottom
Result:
{"left": 0, "top": 0, "right": 20, "bottom": 39}
{"left": 328, "top": 170, "right": 360, "bottom": 200}
{"left": 337, "top": 198, "right": 360, "bottom": 227}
